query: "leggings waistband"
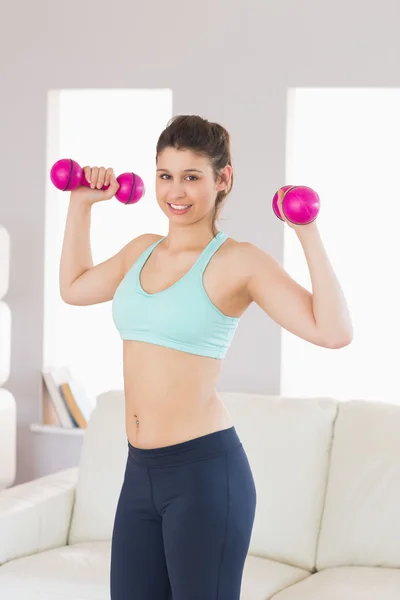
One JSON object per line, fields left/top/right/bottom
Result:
{"left": 127, "top": 426, "right": 241, "bottom": 467}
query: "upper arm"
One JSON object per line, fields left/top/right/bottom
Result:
{"left": 61, "top": 234, "right": 158, "bottom": 306}
{"left": 244, "top": 243, "right": 327, "bottom": 347}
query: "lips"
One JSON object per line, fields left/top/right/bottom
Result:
{"left": 168, "top": 203, "right": 192, "bottom": 208}
{"left": 167, "top": 203, "right": 193, "bottom": 215}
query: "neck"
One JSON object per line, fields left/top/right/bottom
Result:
{"left": 163, "top": 223, "right": 219, "bottom": 253}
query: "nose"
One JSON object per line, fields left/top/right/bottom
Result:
{"left": 167, "top": 180, "right": 187, "bottom": 202}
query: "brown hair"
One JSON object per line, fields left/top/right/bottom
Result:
{"left": 156, "top": 115, "right": 234, "bottom": 235}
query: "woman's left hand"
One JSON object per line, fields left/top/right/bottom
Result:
{"left": 277, "top": 188, "right": 319, "bottom": 231}
{"left": 276, "top": 188, "right": 297, "bottom": 229}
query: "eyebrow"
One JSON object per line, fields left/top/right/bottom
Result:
{"left": 156, "top": 168, "right": 204, "bottom": 174}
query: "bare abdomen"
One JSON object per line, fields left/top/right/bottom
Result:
{"left": 122, "top": 341, "right": 233, "bottom": 449}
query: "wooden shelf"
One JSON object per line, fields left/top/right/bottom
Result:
{"left": 30, "top": 424, "right": 85, "bottom": 436}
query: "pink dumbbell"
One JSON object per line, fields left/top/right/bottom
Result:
{"left": 273, "top": 185, "right": 320, "bottom": 225}
{"left": 50, "top": 158, "right": 145, "bottom": 205}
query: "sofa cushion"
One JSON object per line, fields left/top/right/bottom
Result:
{"left": 241, "top": 554, "right": 310, "bottom": 600}
{"left": 0, "top": 541, "right": 111, "bottom": 600}
{"left": 221, "top": 393, "right": 337, "bottom": 572}
{"left": 271, "top": 566, "right": 400, "bottom": 599}
{"left": 316, "top": 399, "right": 400, "bottom": 570}
{"left": 0, "top": 540, "right": 311, "bottom": 600}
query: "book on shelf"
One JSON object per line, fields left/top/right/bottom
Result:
{"left": 41, "top": 366, "right": 94, "bottom": 429}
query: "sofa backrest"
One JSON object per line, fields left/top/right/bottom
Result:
{"left": 68, "top": 389, "right": 337, "bottom": 572}
{"left": 68, "top": 391, "right": 400, "bottom": 571}
{"left": 0, "top": 388, "right": 16, "bottom": 491}
{"left": 316, "top": 399, "right": 400, "bottom": 570}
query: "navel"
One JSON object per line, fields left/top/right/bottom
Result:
{"left": 133, "top": 414, "right": 140, "bottom": 426}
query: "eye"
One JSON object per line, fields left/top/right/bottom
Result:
{"left": 159, "top": 174, "right": 198, "bottom": 181}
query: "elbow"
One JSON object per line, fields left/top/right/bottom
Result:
{"left": 59, "top": 286, "right": 76, "bottom": 305}
{"left": 324, "top": 331, "right": 353, "bottom": 349}
{"left": 60, "top": 293, "right": 74, "bottom": 305}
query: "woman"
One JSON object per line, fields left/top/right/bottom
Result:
{"left": 60, "top": 115, "right": 353, "bottom": 600}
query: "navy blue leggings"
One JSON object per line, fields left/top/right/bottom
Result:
{"left": 110, "top": 426, "right": 257, "bottom": 599}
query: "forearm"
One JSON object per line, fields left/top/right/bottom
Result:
{"left": 295, "top": 222, "right": 353, "bottom": 346}
{"left": 59, "top": 197, "right": 93, "bottom": 300}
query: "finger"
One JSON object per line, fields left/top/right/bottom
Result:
{"left": 91, "top": 166, "right": 98, "bottom": 189}
{"left": 82, "top": 166, "right": 91, "bottom": 184}
{"left": 104, "top": 167, "right": 114, "bottom": 187}
{"left": 97, "top": 167, "right": 106, "bottom": 189}
{"left": 104, "top": 174, "right": 120, "bottom": 199}
{"left": 110, "top": 172, "right": 120, "bottom": 193}
{"left": 108, "top": 175, "right": 120, "bottom": 196}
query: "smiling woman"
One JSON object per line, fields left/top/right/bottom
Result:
{"left": 57, "top": 107, "right": 352, "bottom": 600}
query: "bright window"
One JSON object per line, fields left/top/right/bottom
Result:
{"left": 44, "top": 89, "right": 172, "bottom": 401}
{"left": 281, "top": 88, "right": 399, "bottom": 404}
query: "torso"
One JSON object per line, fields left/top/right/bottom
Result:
{"left": 122, "top": 232, "right": 253, "bottom": 449}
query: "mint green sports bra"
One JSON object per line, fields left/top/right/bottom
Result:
{"left": 112, "top": 231, "right": 240, "bottom": 359}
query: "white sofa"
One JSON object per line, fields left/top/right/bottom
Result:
{"left": 0, "top": 388, "right": 16, "bottom": 491}
{"left": 0, "top": 390, "right": 400, "bottom": 599}
{"left": 0, "top": 225, "right": 16, "bottom": 492}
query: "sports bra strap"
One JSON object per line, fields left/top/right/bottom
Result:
{"left": 136, "top": 236, "right": 165, "bottom": 267}
{"left": 194, "top": 231, "right": 228, "bottom": 274}
{"left": 136, "top": 231, "right": 227, "bottom": 275}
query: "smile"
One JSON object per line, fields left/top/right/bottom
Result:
{"left": 167, "top": 203, "right": 193, "bottom": 214}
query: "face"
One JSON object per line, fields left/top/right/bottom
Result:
{"left": 155, "top": 147, "right": 231, "bottom": 223}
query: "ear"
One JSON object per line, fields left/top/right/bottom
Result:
{"left": 216, "top": 165, "right": 233, "bottom": 192}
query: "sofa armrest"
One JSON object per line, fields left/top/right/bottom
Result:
{"left": 0, "top": 467, "right": 78, "bottom": 565}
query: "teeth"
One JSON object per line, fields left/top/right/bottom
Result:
{"left": 170, "top": 203, "right": 191, "bottom": 210}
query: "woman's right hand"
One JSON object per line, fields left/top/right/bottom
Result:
{"left": 70, "top": 166, "right": 120, "bottom": 205}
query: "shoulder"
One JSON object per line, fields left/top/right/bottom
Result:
{"left": 224, "top": 237, "right": 276, "bottom": 280}
{"left": 121, "top": 233, "right": 163, "bottom": 274}
{"left": 236, "top": 239, "right": 274, "bottom": 264}
{"left": 224, "top": 236, "right": 270, "bottom": 265}
{"left": 135, "top": 232, "right": 164, "bottom": 247}
{"left": 124, "top": 232, "right": 163, "bottom": 257}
